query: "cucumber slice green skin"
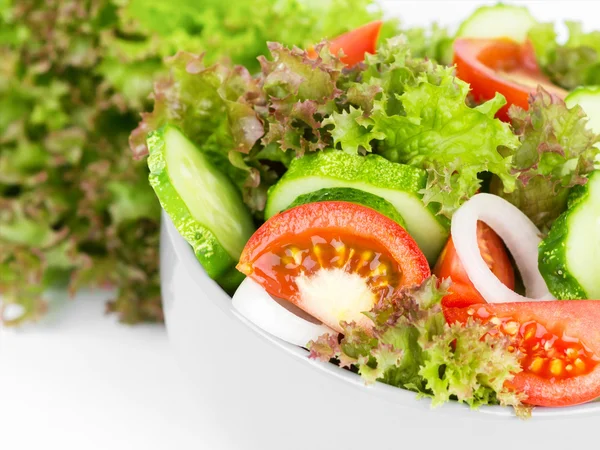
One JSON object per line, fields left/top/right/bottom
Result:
{"left": 265, "top": 150, "right": 449, "bottom": 263}
{"left": 539, "top": 171, "right": 600, "bottom": 299}
{"left": 566, "top": 87, "right": 600, "bottom": 136}
{"left": 287, "top": 187, "right": 406, "bottom": 228}
{"left": 216, "top": 268, "right": 247, "bottom": 295}
{"left": 456, "top": 4, "right": 537, "bottom": 43}
{"left": 147, "top": 125, "right": 255, "bottom": 281}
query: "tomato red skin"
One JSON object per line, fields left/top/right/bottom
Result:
{"left": 434, "top": 222, "right": 514, "bottom": 309}
{"left": 444, "top": 301, "right": 600, "bottom": 407}
{"left": 308, "top": 21, "right": 383, "bottom": 66}
{"left": 238, "top": 201, "right": 430, "bottom": 298}
{"left": 453, "top": 38, "right": 565, "bottom": 121}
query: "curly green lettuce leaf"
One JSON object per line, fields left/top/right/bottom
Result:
{"left": 358, "top": 46, "right": 519, "bottom": 217}
{"left": 419, "top": 319, "right": 524, "bottom": 408}
{"left": 258, "top": 42, "right": 345, "bottom": 156}
{"left": 492, "top": 87, "right": 600, "bottom": 231}
{"left": 308, "top": 277, "right": 526, "bottom": 412}
{"left": 321, "top": 106, "right": 384, "bottom": 154}
{"left": 528, "top": 21, "right": 600, "bottom": 90}
{"left": 130, "top": 51, "right": 264, "bottom": 159}
{"left": 346, "top": 36, "right": 442, "bottom": 115}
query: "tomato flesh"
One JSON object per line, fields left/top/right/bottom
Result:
{"left": 468, "top": 305, "right": 598, "bottom": 380}
{"left": 445, "top": 301, "right": 600, "bottom": 407}
{"left": 434, "top": 221, "right": 514, "bottom": 308}
{"left": 453, "top": 38, "right": 567, "bottom": 121}
{"left": 249, "top": 230, "right": 401, "bottom": 301}
{"left": 238, "top": 202, "right": 430, "bottom": 327}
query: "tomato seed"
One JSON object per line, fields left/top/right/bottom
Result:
{"left": 529, "top": 357, "right": 545, "bottom": 373}
{"left": 566, "top": 347, "right": 578, "bottom": 359}
{"left": 523, "top": 323, "right": 536, "bottom": 341}
{"left": 502, "top": 321, "right": 519, "bottom": 336}
{"left": 549, "top": 359, "right": 564, "bottom": 377}
{"left": 257, "top": 232, "right": 403, "bottom": 302}
{"left": 470, "top": 307, "right": 599, "bottom": 381}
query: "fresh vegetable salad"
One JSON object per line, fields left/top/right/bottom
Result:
{"left": 132, "top": 4, "right": 600, "bottom": 417}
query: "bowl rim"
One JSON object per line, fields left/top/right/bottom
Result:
{"left": 163, "top": 212, "right": 600, "bottom": 419}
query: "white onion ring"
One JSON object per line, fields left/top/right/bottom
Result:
{"left": 232, "top": 277, "right": 335, "bottom": 347}
{"left": 451, "top": 193, "right": 555, "bottom": 303}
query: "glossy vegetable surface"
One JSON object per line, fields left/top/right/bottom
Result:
{"left": 445, "top": 301, "right": 600, "bottom": 407}
{"left": 434, "top": 222, "right": 514, "bottom": 308}
{"left": 238, "top": 201, "right": 430, "bottom": 332}
{"left": 454, "top": 38, "right": 566, "bottom": 120}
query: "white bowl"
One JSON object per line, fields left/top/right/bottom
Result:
{"left": 160, "top": 213, "right": 600, "bottom": 450}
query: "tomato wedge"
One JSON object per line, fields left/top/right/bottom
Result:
{"left": 444, "top": 301, "right": 600, "bottom": 407}
{"left": 434, "top": 221, "right": 514, "bottom": 308}
{"left": 453, "top": 38, "right": 567, "bottom": 121}
{"left": 307, "top": 21, "right": 383, "bottom": 67}
{"left": 237, "top": 201, "right": 430, "bottom": 332}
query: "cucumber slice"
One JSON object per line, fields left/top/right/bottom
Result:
{"left": 456, "top": 4, "right": 537, "bottom": 43}
{"left": 566, "top": 87, "right": 600, "bottom": 135}
{"left": 539, "top": 171, "right": 600, "bottom": 299}
{"left": 147, "top": 125, "right": 255, "bottom": 281}
{"left": 265, "top": 151, "right": 448, "bottom": 262}
{"left": 287, "top": 187, "right": 406, "bottom": 228}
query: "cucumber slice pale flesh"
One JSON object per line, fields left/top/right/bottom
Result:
{"left": 456, "top": 4, "right": 537, "bottom": 43}
{"left": 147, "top": 125, "right": 255, "bottom": 285}
{"left": 566, "top": 87, "right": 600, "bottom": 136}
{"left": 287, "top": 187, "right": 406, "bottom": 228}
{"left": 539, "top": 170, "right": 600, "bottom": 299}
{"left": 265, "top": 150, "right": 449, "bottom": 263}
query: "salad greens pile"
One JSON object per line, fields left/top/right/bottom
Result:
{"left": 308, "top": 277, "right": 529, "bottom": 415}
{"left": 0, "top": 0, "right": 388, "bottom": 324}
{"left": 134, "top": 37, "right": 520, "bottom": 219}
{"left": 357, "top": 39, "right": 519, "bottom": 216}
{"left": 136, "top": 30, "right": 599, "bottom": 225}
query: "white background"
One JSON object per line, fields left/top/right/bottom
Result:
{"left": 1, "top": 1, "right": 597, "bottom": 449}
{"left": 0, "top": 291, "right": 225, "bottom": 449}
